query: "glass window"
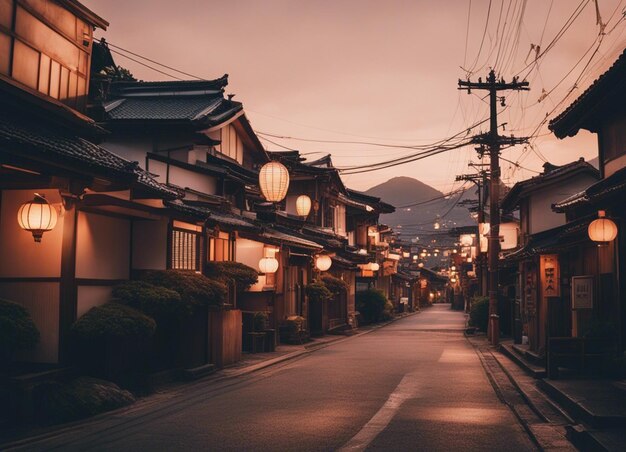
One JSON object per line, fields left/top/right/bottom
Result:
{"left": 171, "top": 229, "right": 200, "bottom": 271}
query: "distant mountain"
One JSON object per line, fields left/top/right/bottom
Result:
{"left": 364, "top": 177, "right": 476, "bottom": 246}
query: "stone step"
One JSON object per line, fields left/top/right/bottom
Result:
{"left": 500, "top": 343, "right": 547, "bottom": 379}
{"left": 181, "top": 363, "right": 216, "bottom": 381}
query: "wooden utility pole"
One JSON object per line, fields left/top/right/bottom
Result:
{"left": 458, "top": 70, "right": 529, "bottom": 345}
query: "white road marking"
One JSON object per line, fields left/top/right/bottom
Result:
{"left": 338, "top": 375, "right": 419, "bottom": 451}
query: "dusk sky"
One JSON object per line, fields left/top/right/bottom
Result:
{"left": 84, "top": 0, "right": 626, "bottom": 192}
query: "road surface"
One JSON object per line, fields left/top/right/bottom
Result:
{"left": 13, "top": 304, "right": 537, "bottom": 451}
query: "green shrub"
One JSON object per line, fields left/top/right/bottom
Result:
{"left": 320, "top": 275, "right": 348, "bottom": 295}
{"left": 0, "top": 298, "right": 40, "bottom": 363}
{"left": 35, "top": 377, "right": 135, "bottom": 425}
{"left": 305, "top": 281, "right": 333, "bottom": 303}
{"left": 112, "top": 281, "right": 190, "bottom": 319}
{"left": 137, "top": 270, "right": 227, "bottom": 308}
{"left": 356, "top": 289, "right": 389, "bottom": 323}
{"left": 71, "top": 303, "right": 156, "bottom": 341}
{"left": 279, "top": 316, "right": 307, "bottom": 344}
{"left": 253, "top": 311, "right": 269, "bottom": 331}
{"left": 205, "top": 261, "right": 259, "bottom": 292}
{"left": 469, "top": 296, "right": 489, "bottom": 332}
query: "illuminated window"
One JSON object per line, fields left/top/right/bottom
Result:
{"left": 209, "top": 231, "right": 233, "bottom": 262}
{"left": 171, "top": 228, "right": 201, "bottom": 271}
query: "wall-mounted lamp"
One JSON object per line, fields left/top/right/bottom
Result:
{"left": 18, "top": 193, "right": 58, "bottom": 243}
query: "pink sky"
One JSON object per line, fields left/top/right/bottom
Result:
{"left": 84, "top": 0, "right": 626, "bottom": 192}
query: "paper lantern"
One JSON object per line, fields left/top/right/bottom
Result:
{"left": 418, "top": 262, "right": 424, "bottom": 268}
{"left": 370, "top": 262, "right": 380, "bottom": 271}
{"left": 588, "top": 211, "right": 618, "bottom": 245}
{"left": 315, "top": 255, "right": 332, "bottom": 272}
{"left": 402, "top": 251, "right": 410, "bottom": 258}
{"left": 296, "top": 195, "right": 312, "bottom": 217}
{"left": 259, "top": 161, "right": 290, "bottom": 202}
{"left": 258, "top": 257, "right": 279, "bottom": 274}
{"left": 17, "top": 194, "right": 57, "bottom": 243}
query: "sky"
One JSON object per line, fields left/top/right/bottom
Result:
{"left": 83, "top": 0, "right": 626, "bottom": 192}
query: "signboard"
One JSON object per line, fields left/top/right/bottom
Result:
{"left": 540, "top": 254, "right": 560, "bottom": 298}
{"left": 572, "top": 276, "right": 594, "bottom": 310}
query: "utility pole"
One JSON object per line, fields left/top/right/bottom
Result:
{"left": 458, "top": 70, "right": 529, "bottom": 346}
{"left": 456, "top": 169, "right": 488, "bottom": 298}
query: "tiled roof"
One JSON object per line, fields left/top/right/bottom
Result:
{"left": 504, "top": 219, "right": 589, "bottom": 261}
{"left": 0, "top": 112, "right": 177, "bottom": 199}
{"left": 166, "top": 201, "right": 260, "bottom": 231}
{"left": 553, "top": 165, "right": 626, "bottom": 211}
{"left": 550, "top": 49, "right": 626, "bottom": 138}
{"left": 103, "top": 77, "right": 242, "bottom": 125}
{"left": 501, "top": 158, "right": 599, "bottom": 212}
{"left": 257, "top": 229, "right": 323, "bottom": 251}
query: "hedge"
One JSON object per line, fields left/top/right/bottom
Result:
{"left": 356, "top": 289, "right": 392, "bottom": 323}
{"left": 112, "top": 280, "right": 191, "bottom": 320}
{"left": 305, "top": 281, "right": 333, "bottom": 303}
{"left": 205, "top": 261, "right": 259, "bottom": 292}
{"left": 320, "top": 274, "right": 349, "bottom": 295}
{"left": 71, "top": 303, "right": 156, "bottom": 341}
{"left": 469, "top": 296, "right": 489, "bottom": 332}
{"left": 137, "top": 270, "right": 227, "bottom": 308}
{"left": 0, "top": 298, "right": 40, "bottom": 364}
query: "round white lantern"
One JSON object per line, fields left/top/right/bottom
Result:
{"left": 370, "top": 262, "right": 380, "bottom": 271}
{"left": 17, "top": 194, "right": 58, "bottom": 243}
{"left": 315, "top": 255, "right": 332, "bottom": 272}
{"left": 258, "top": 257, "right": 279, "bottom": 274}
{"left": 418, "top": 262, "right": 424, "bottom": 268}
{"left": 588, "top": 211, "right": 618, "bottom": 245}
{"left": 259, "top": 161, "right": 290, "bottom": 202}
{"left": 296, "top": 195, "right": 312, "bottom": 217}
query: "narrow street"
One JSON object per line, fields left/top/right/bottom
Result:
{"left": 16, "top": 305, "right": 536, "bottom": 451}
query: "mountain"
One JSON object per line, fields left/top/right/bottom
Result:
{"left": 364, "top": 176, "right": 476, "bottom": 243}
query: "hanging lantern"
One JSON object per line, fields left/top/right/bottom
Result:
{"left": 17, "top": 194, "right": 58, "bottom": 243}
{"left": 433, "top": 221, "right": 440, "bottom": 230}
{"left": 418, "top": 262, "right": 424, "bottom": 268}
{"left": 588, "top": 210, "right": 618, "bottom": 245}
{"left": 315, "top": 255, "right": 332, "bottom": 272}
{"left": 450, "top": 265, "right": 456, "bottom": 271}
{"left": 295, "top": 194, "right": 312, "bottom": 217}
{"left": 259, "top": 161, "right": 290, "bottom": 202}
{"left": 258, "top": 257, "right": 279, "bottom": 274}
{"left": 370, "top": 262, "right": 380, "bottom": 271}
{"left": 402, "top": 251, "right": 410, "bottom": 258}
{"left": 450, "top": 277, "right": 457, "bottom": 283}
{"left": 412, "top": 255, "right": 418, "bottom": 261}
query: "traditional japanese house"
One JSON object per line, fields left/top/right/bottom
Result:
{"left": 501, "top": 159, "right": 600, "bottom": 356}
{"left": 548, "top": 49, "right": 626, "bottom": 359}
{"left": 0, "top": 0, "right": 188, "bottom": 365}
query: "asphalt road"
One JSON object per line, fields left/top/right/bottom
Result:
{"left": 16, "top": 304, "right": 537, "bottom": 451}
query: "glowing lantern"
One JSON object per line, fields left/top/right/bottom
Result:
{"left": 370, "top": 262, "right": 380, "bottom": 271}
{"left": 500, "top": 222, "right": 519, "bottom": 250}
{"left": 460, "top": 234, "right": 474, "bottom": 247}
{"left": 315, "top": 255, "right": 332, "bottom": 272}
{"left": 433, "top": 220, "right": 440, "bottom": 230}
{"left": 588, "top": 211, "right": 618, "bottom": 245}
{"left": 418, "top": 262, "right": 424, "bottom": 268}
{"left": 295, "top": 195, "right": 312, "bottom": 217}
{"left": 450, "top": 277, "right": 457, "bottom": 283}
{"left": 17, "top": 194, "right": 57, "bottom": 243}
{"left": 258, "top": 257, "right": 279, "bottom": 274}
{"left": 403, "top": 251, "right": 410, "bottom": 258}
{"left": 450, "top": 265, "right": 456, "bottom": 271}
{"left": 259, "top": 161, "right": 290, "bottom": 202}
{"left": 412, "top": 255, "right": 418, "bottom": 261}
